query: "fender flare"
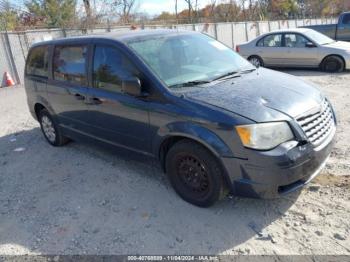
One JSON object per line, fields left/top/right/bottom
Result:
{"left": 153, "top": 122, "right": 234, "bottom": 159}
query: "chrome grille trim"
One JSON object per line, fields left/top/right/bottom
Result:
{"left": 297, "top": 99, "right": 335, "bottom": 146}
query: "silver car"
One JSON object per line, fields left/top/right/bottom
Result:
{"left": 237, "top": 28, "right": 350, "bottom": 72}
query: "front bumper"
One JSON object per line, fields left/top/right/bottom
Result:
{"left": 221, "top": 128, "right": 336, "bottom": 199}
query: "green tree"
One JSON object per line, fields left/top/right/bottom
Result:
{"left": 25, "top": 0, "right": 76, "bottom": 28}
{"left": 0, "top": 1, "right": 19, "bottom": 30}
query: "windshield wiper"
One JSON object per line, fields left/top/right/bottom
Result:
{"left": 213, "top": 68, "right": 256, "bottom": 81}
{"left": 212, "top": 71, "right": 241, "bottom": 81}
{"left": 169, "top": 80, "right": 211, "bottom": 88}
{"left": 240, "top": 68, "right": 257, "bottom": 74}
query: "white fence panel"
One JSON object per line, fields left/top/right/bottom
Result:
{"left": 269, "top": 21, "right": 280, "bottom": 31}
{"left": 0, "top": 34, "right": 17, "bottom": 86}
{"left": 246, "top": 22, "right": 258, "bottom": 40}
{"left": 279, "top": 20, "right": 289, "bottom": 29}
{"left": 288, "top": 20, "right": 297, "bottom": 28}
{"left": 65, "top": 29, "right": 84, "bottom": 37}
{"left": 258, "top": 22, "right": 269, "bottom": 35}
{"left": 296, "top": 20, "right": 304, "bottom": 27}
{"left": 232, "top": 23, "right": 247, "bottom": 46}
{"left": 216, "top": 23, "right": 233, "bottom": 48}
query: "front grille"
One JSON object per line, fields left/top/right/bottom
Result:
{"left": 297, "top": 99, "right": 335, "bottom": 146}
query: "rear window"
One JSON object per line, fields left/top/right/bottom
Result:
{"left": 53, "top": 45, "right": 88, "bottom": 85}
{"left": 26, "top": 46, "right": 49, "bottom": 78}
{"left": 257, "top": 34, "right": 282, "bottom": 47}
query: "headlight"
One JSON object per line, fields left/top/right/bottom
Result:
{"left": 235, "top": 122, "right": 294, "bottom": 150}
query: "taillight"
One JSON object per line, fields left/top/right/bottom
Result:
{"left": 236, "top": 45, "right": 240, "bottom": 53}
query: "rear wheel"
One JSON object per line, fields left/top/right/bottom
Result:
{"left": 165, "top": 140, "right": 228, "bottom": 207}
{"left": 39, "top": 109, "right": 69, "bottom": 146}
{"left": 321, "top": 56, "right": 345, "bottom": 73}
{"left": 248, "top": 55, "right": 264, "bottom": 68}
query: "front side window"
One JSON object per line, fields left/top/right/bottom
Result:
{"left": 285, "top": 34, "right": 309, "bottom": 48}
{"left": 53, "top": 45, "right": 87, "bottom": 85}
{"left": 26, "top": 46, "right": 48, "bottom": 78}
{"left": 127, "top": 33, "right": 254, "bottom": 88}
{"left": 93, "top": 45, "right": 136, "bottom": 93}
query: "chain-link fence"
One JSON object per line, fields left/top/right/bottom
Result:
{"left": 0, "top": 17, "right": 337, "bottom": 87}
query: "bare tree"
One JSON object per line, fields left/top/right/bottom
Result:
{"left": 83, "top": 0, "right": 92, "bottom": 28}
{"left": 184, "top": 0, "right": 193, "bottom": 23}
{"left": 175, "top": 0, "right": 178, "bottom": 23}
{"left": 109, "top": 0, "right": 138, "bottom": 24}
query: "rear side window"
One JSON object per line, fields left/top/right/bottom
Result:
{"left": 257, "top": 34, "right": 282, "bottom": 47}
{"left": 342, "top": 14, "right": 350, "bottom": 25}
{"left": 26, "top": 46, "right": 48, "bottom": 78}
{"left": 93, "top": 45, "right": 136, "bottom": 93}
{"left": 53, "top": 45, "right": 88, "bottom": 85}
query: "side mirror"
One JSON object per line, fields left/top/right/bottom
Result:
{"left": 305, "top": 42, "right": 316, "bottom": 48}
{"left": 122, "top": 77, "right": 142, "bottom": 96}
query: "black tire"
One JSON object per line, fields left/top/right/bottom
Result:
{"left": 165, "top": 139, "right": 228, "bottom": 207}
{"left": 39, "top": 109, "right": 69, "bottom": 146}
{"left": 248, "top": 55, "right": 264, "bottom": 68}
{"left": 321, "top": 56, "right": 345, "bottom": 73}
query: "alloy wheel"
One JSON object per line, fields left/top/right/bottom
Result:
{"left": 41, "top": 115, "right": 56, "bottom": 143}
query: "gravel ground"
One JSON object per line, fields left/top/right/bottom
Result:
{"left": 0, "top": 70, "right": 349, "bottom": 255}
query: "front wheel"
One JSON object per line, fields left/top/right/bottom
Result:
{"left": 321, "top": 56, "right": 345, "bottom": 73}
{"left": 165, "top": 140, "right": 228, "bottom": 207}
{"left": 39, "top": 109, "right": 69, "bottom": 146}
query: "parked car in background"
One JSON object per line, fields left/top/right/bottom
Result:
{"left": 237, "top": 28, "right": 350, "bottom": 72}
{"left": 25, "top": 30, "right": 336, "bottom": 207}
{"left": 302, "top": 12, "right": 350, "bottom": 42}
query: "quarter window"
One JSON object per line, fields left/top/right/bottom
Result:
{"left": 258, "top": 34, "right": 282, "bottom": 47}
{"left": 26, "top": 46, "right": 49, "bottom": 78}
{"left": 93, "top": 45, "right": 135, "bottom": 93}
{"left": 342, "top": 14, "right": 350, "bottom": 25}
{"left": 285, "top": 34, "right": 309, "bottom": 48}
{"left": 53, "top": 45, "right": 88, "bottom": 85}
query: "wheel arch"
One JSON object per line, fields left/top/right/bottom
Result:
{"left": 320, "top": 54, "right": 346, "bottom": 68}
{"left": 248, "top": 55, "right": 264, "bottom": 66}
{"left": 158, "top": 135, "right": 234, "bottom": 193}
{"left": 34, "top": 103, "right": 46, "bottom": 119}
{"left": 155, "top": 123, "right": 234, "bottom": 168}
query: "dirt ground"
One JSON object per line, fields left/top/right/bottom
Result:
{"left": 0, "top": 69, "right": 349, "bottom": 255}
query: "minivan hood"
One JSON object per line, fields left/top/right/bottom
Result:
{"left": 179, "top": 68, "right": 323, "bottom": 122}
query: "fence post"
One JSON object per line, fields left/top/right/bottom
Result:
{"left": 268, "top": 20, "right": 271, "bottom": 32}
{"left": 107, "top": 19, "right": 111, "bottom": 32}
{"left": 256, "top": 22, "right": 260, "bottom": 37}
{"left": 245, "top": 22, "right": 248, "bottom": 41}
{"left": 214, "top": 23, "right": 218, "bottom": 40}
{"left": 2, "top": 32, "right": 20, "bottom": 85}
{"left": 231, "top": 23, "right": 234, "bottom": 49}
{"left": 278, "top": 20, "right": 281, "bottom": 29}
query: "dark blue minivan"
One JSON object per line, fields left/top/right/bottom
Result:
{"left": 24, "top": 30, "right": 336, "bottom": 207}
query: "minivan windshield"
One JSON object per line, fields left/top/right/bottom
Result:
{"left": 307, "top": 29, "right": 335, "bottom": 45}
{"left": 127, "top": 32, "right": 254, "bottom": 88}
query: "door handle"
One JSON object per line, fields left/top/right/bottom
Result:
{"left": 87, "top": 97, "right": 105, "bottom": 105}
{"left": 74, "top": 93, "right": 85, "bottom": 101}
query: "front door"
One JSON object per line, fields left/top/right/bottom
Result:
{"left": 282, "top": 33, "right": 319, "bottom": 67}
{"left": 86, "top": 44, "right": 151, "bottom": 154}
